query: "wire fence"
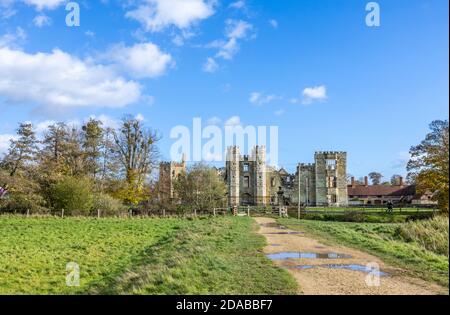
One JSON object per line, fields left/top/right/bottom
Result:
{"left": 0, "top": 204, "right": 438, "bottom": 219}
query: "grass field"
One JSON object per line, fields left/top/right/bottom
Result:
{"left": 0, "top": 216, "right": 297, "bottom": 295}
{"left": 278, "top": 217, "right": 449, "bottom": 287}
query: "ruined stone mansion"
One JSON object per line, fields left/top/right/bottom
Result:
{"left": 225, "top": 146, "right": 348, "bottom": 207}
{"left": 159, "top": 146, "right": 349, "bottom": 207}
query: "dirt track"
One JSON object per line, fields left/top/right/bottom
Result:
{"left": 256, "top": 217, "right": 447, "bottom": 295}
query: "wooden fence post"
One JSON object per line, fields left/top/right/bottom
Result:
{"left": 61, "top": 209, "right": 64, "bottom": 219}
{"left": 27, "top": 209, "right": 30, "bottom": 218}
{"left": 213, "top": 208, "right": 216, "bottom": 217}
{"left": 247, "top": 206, "right": 250, "bottom": 217}
{"left": 163, "top": 209, "right": 166, "bottom": 218}
{"left": 98, "top": 209, "right": 101, "bottom": 219}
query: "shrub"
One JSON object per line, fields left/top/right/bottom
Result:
{"left": 0, "top": 169, "right": 48, "bottom": 214}
{"left": 396, "top": 216, "right": 449, "bottom": 256}
{"left": 92, "top": 193, "right": 126, "bottom": 216}
{"left": 0, "top": 193, "right": 48, "bottom": 214}
{"left": 50, "top": 177, "right": 93, "bottom": 215}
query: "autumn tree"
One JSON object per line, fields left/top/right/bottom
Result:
{"left": 1, "top": 123, "right": 38, "bottom": 177}
{"left": 39, "top": 122, "right": 69, "bottom": 175}
{"left": 174, "top": 164, "right": 227, "bottom": 210}
{"left": 368, "top": 172, "right": 383, "bottom": 185}
{"left": 407, "top": 120, "right": 449, "bottom": 213}
{"left": 113, "top": 116, "right": 160, "bottom": 204}
{"left": 65, "top": 126, "right": 85, "bottom": 176}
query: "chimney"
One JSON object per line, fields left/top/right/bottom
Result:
{"left": 351, "top": 177, "right": 356, "bottom": 188}
{"left": 399, "top": 176, "right": 404, "bottom": 187}
{"left": 364, "top": 176, "right": 369, "bottom": 187}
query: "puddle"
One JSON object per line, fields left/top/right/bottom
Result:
{"left": 265, "top": 232, "right": 304, "bottom": 235}
{"left": 270, "top": 244, "right": 282, "bottom": 247}
{"left": 324, "top": 264, "right": 389, "bottom": 276}
{"left": 267, "top": 252, "right": 352, "bottom": 260}
{"left": 288, "top": 264, "right": 389, "bottom": 276}
{"left": 260, "top": 223, "right": 287, "bottom": 229}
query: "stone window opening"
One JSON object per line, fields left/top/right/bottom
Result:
{"left": 326, "top": 159, "right": 337, "bottom": 170}
{"left": 327, "top": 176, "right": 337, "bottom": 188}
{"left": 243, "top": 163, "right": 249, "bottom": 172}
{"left": 244, "top": 176, "right": 250, "bottom": 188}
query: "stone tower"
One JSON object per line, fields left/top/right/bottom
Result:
{"left": 297, "top": 163, "right": 317, "bottom": 206}
{"left": 314, "top": 151, "right": 348, "bottom": 207}
{"left": 159, "top": 156, "right": 186, "bottom": 203}
{"left": 226, "top": 146, "right": 240, "bottom": 206}
{"left": 252, "top": 146, "right": 268, "bottom": 206}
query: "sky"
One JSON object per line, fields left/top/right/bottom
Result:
{"left": 0, "top": 0, "right": 448, "bottom": 180}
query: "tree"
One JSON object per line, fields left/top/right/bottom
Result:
{"left": 1, "top": 123, "right": 38, "bottom": 177}
{"left": 39, "top": 122, "right": 69, "bottom": 174}
{"left": 50, "top": 176, "right": 94, "bottom": 215}
{"left": 64, "top": 126, "right": 85, "bottom": 176}
{"left": 368, "top": 172, "right": 383, "bottom": 185}
{"left": 82, "top": 119, "right": 103, "bottom": 179}
{"left": 99, "top": 127, "right": 120, "bottom": 183}
{"left": 0, "top": 168, "right": 47, "bottom": 213}
{"left": 174, "top": 164, "right": 227, "bottom": 210}
{"left": 113, "top": 116, "right": 160, "bottom": 185}
{"left": 407, "top": 120, "right": 449, "bottom": 213}
{"left": 391, "top": 174, "right": 403, "bottom": 186}
{"left": 113, "top": 116, "right": 160, "bottom": 204}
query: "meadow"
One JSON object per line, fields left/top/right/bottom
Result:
{"left": 279, "top": 216, "right": 449, "bottom": 287}
{"left": 0, "top": 216, "right": 297, "bottom": 295}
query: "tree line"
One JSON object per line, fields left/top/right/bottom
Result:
{"left": 0, "top": 115, "right": 227, "bottom": 216}
{"left": 0, "top": 116, "right": 161, "bottom": 215}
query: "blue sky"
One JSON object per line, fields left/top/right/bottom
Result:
{"left": 0, "top": 0, "right": 448, "bottom": 180}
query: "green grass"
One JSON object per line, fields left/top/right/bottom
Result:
{"left": 94, "top": 217, "right": 297, "bottom": 295}
{"left": 279, "top": 217, "right": 449, "bottom": 288}
{"left": 0, "top": 216, "right": 297, "bottom": 295}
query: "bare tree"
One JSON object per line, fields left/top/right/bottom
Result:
{"left": 113, "top": 116, "right": 160, "bottom": 186}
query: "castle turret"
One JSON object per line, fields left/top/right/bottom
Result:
{"left": 314, "top": 151, "right": 348, "bottom": 206}
{"left": 226, "top": 146, "right": 240, "bottom": 206}
{"left": 252, "top": 146, "right": 268, "bottom": 206}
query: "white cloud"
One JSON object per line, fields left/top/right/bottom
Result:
{"left": 33, "top": 14, "right": 51, "bottom": 27}
{"left": 105, "top": 42, "right": 173, "bottom": 79}
{"left": 85, "top": 30, "right": 95, "bottom": 37}
{"left": 391, "top": 151, "right": 411, "bottom": 169}
{"left": 135, "top": 113, "right": 145, "bottom": 122}
{"left": 0, "top": 0, "right": 16, "bottom": 19}
{"left": 302, "top": 85, "right": 327, "bottom": 105}
{"left": 0, "top": 27, "right": 26, "bottom": 48}
{"left": 229, "top": 0, "right": 245, "bottom": 9}
{"left": 0, "top": 46, "right": 142, "bottom": 110}
{"left": 269, "top": 19, "right": 278, "bottom": 29}
{"left": 215, "top": 19, "right": 253, "bottom": 60}
{"left": 202, "top": 57, "right": 218, "bottom": 73}
{"left": 225, "top": 116, "right": 241, "bottom": 126}
{"left": 274, "top": 109, "right": 285, "bottom": 116}
{"left": 86, "top": 115, "right": 120, "bottom": 130}
{"left": 33, "top": 120, "right": 56, "bottom": 134}
{"left": 249, "top": 92, "right": 279, "bottom": 105}
{"left": 126, "top": 0, "right": 215, "bottom": 32}
{"left": 23, "top": 0, "right": 66, "bottom": 10}
{"left": 0, "top": 134, "right": 16, "bottom": 155}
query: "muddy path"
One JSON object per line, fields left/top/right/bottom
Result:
{"left": 255, "top": 217, "right": 447, "bottom": 295}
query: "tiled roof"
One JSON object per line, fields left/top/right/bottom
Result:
{"left": 347, "top": 185, "right": 416, "bottom": 197}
